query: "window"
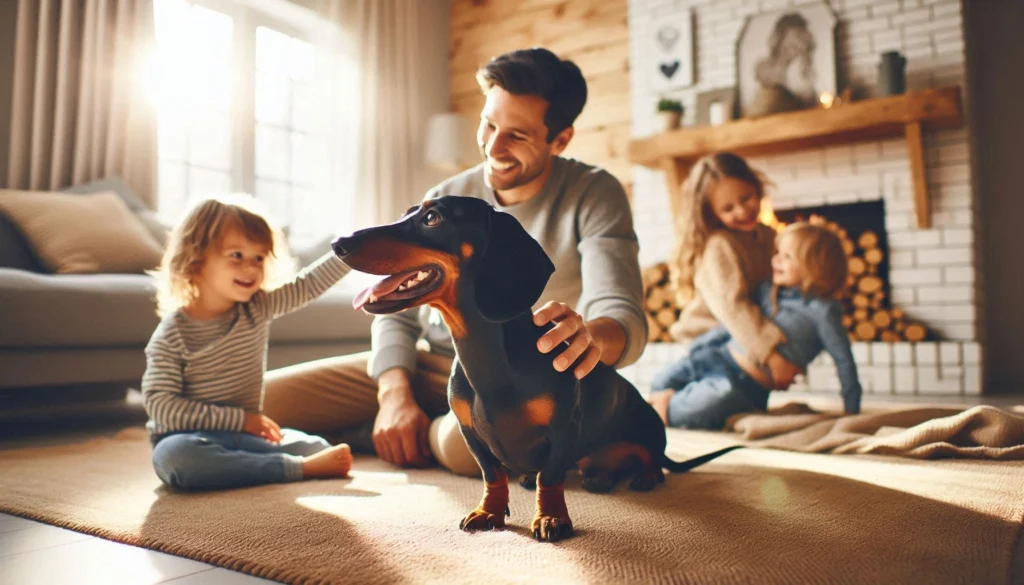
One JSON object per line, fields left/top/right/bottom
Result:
{"left": 150, "top": 0, "right": 328, "bottom": 247}
{"left": 253, "top": 26, "right": 316, "bottom": 233}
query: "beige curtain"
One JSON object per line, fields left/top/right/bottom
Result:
{"left": 315, "top": 0, "right": 450, "bottom": 232}
{"left": 6, "top": 0, "right": 158, "bottom": 207}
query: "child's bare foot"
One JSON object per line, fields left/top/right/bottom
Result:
{"left": 647, "top": 390, "right": 673, "bottom": 426}
{"left": 302, "top": 444, "right": 352, "bottom": 479}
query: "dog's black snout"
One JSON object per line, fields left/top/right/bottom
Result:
{"left": 331, "top": 237, "right": 351, "bottom": 257}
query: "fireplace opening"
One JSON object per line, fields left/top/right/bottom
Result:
{"left": 774, "top": 200, "right": 890, "bottom": 305}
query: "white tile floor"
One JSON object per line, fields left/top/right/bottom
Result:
{"left": 0, "top": 513, "right": 279, "bottom": 585}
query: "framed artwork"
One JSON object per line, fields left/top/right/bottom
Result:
{"left": 736, "top": 1, "right": 837, "bottom": 118}
{"left": 695, "top": 87, "right": 737, "bottom": 126}
{"left": 647, "top": 8, "right": 694, "bottom": 91}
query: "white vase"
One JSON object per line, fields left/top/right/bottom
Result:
{"left": 658, "top": 110, "right": 682, "bottom": 132}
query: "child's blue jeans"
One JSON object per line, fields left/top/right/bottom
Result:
{"left": 652, "top": 346, "right": 770, "bottom": 430}
{"left": 151, "top": 428, "right": 330, "bottom": 490}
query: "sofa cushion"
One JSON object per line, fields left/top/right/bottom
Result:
{"left": 0, "top": 212, "right": 47, "bottom": 272}
{"left": 0, "top": 268, "right": 161, "bottom": 348}
{"left": 0, "top": 190, "right": 164, "bottom": 274}
{"left": 62, "top": 176, "right": 171, "bottom": 247}
{"left": 0, "top": 269, "right": 373, "bottom": 349}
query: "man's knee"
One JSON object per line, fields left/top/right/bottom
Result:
{"left": 428, "top": 413, "right": 480, "bottom": 478}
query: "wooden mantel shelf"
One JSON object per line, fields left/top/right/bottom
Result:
{"left": 629, "top": 86, "right": 964, "bottom": 228}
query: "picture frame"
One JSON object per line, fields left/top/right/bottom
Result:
{"left": 695, "top": 87, "right": 737, "bottom": 126}
{"left": 646, "top": 7, "right": 695, "bottom": 92}
{"left": 736, "top": 1, "right": 838, "bottom": 118}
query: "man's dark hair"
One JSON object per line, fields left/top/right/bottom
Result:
{"left": 476, "top": 47, "right": 588, "bottom": 143}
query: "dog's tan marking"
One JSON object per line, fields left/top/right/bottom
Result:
{"left": 433, "top": 303, "right": 467, "bottom": 340}
{"left": 422, "top": 249, "right": 468, "bottom": 340}
{"left": 531, "top": 482, "right": 572, "bottom": 540}
{"left": 461, "top": 243, "right": 474, "bottom": 259}
{"left": 523, "top": 394, "right": 556, "bottom": 426}
{"left": 536, "top": 483, "right": 569, "bottom": 518}
{"left": 460, "top": 467, "right": 509, "bottom": 531}
{"left": 577, "top": 442, "right": 652, "bottom": 472}
{"left": 451, "top": 396, "right": 473, "bottom": 429}
{"left": 344, "top": 239, "right": 429, "bottom": 273}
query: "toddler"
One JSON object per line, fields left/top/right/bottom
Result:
{"left": 650, "top": 222, "right": 863, "bottom": 429}
{"left": 143, "top": 194, "right": 353, "bottom": 490}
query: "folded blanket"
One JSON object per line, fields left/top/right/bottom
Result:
{"left": 725, "top": 404, "right": 1024, "bottom": 459}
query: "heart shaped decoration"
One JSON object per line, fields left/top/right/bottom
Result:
{"left": 656, "top": 26, "right": 680, "bottom": 53}
{"left": 660, "top": 61, "right": 680, "bottom": 79}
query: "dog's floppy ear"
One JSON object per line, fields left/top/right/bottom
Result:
{"left": 475, "top": 208, "right": 555, "bottom": 322}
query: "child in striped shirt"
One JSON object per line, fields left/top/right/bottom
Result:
{"left": 143, "top": 194, "right": 353, "bottom": 490}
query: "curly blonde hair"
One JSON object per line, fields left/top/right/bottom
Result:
{"left": 150, "top": 194, "right": 294, "bottom": 317}
{"left": 775, "top": 222, "right": 849, "bottom": 300}
{"left": 670, "top": 152, "right": 769, "bottom": 306}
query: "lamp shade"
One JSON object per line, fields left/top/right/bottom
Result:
{"left": 424, "top": 112, "right": 479, "bottom": 171}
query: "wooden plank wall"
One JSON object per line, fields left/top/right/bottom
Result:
{"left": 448, "top": 0, "right": 632, "bottom": 194}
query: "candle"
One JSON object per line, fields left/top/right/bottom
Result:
{"left": 709, "top": 101, "right": 725, "bottom": 126}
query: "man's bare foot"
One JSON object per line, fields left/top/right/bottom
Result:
{"left": 302, "top": 444, "right": 353, "bottom": 479}
{"left": 647, "top": 390, "right": 674, "bottom": 426}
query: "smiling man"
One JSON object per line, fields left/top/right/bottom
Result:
{"left": 262, "top": 47, "right": 647, "bottom": 476}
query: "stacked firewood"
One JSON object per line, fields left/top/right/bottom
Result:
{"left": 828, "top": 220, "right": 928, "bottom": 342}
{"left": 642, "top": 216, "right": 930, "bottom": 343}
{"left": 642, "top": 263, "right": 679, "bottom": 342}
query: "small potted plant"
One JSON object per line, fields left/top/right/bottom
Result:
{"left": 657, "top": 98, "right": 684, "bottom": 131}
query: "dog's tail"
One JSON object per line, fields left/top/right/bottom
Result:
{"left": 659, "top": 445, "right": 743, "bottom": 473}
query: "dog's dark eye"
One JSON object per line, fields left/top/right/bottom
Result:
{"left": 422, "top": 210, "right": 441, "bottom": 227}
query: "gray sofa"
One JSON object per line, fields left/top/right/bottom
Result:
{"left": 0, "top": 179, "right": 373, "bottom": 392}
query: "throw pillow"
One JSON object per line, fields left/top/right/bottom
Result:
{"left": 0, "top": 212, "right": 47, "bottom": 272}
{"left": 62, "top": 176, "right": 171, "bottom": 247}
{"left": 0, "top": 189, "right": 165, "bottom": 274}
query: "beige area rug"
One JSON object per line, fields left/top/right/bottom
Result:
{"left": 1, "top": 428, "right": 1023, "bottom": 585}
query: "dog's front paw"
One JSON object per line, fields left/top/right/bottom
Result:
{"left": 459, "top": 506, "right": 508, "bottom": 532}
{"left": 531, "top": 514, "right": 573, "bottom": 542}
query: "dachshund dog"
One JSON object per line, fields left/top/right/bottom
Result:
{"left": 332, "top": 196, "right": 739, "bottom": 541}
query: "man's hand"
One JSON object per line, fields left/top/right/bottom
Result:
{"left": 765, "top": 351, "right": 801, "bottom": 390}
{"left": 244, "top": 412, "right": 282, "bottom": 443}
{"left": 373, "top": 369, "right": 433, "bottom": 468}
{"left": 533, "top": 301, "right": 603, "bottom": 379}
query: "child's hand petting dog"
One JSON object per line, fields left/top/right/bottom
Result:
{"left": 244, "top": 412, "right": 283, "bottom": 443}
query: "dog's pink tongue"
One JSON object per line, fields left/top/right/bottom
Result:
{"left": 352, "top": 271, "right": 416, "bottom": 311}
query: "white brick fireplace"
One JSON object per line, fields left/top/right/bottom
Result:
{"left": 620, "top": 0, "right": 984, "bottom": 399}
